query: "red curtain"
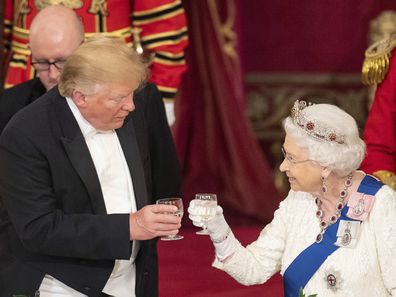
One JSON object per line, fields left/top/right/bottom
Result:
{"left": 174, "top": 0, "right": 280, "bottom": 223}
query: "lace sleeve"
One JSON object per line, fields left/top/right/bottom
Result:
{"left": 212, "top": 192, "right": 296, "bottom": 285}
{"left": 371, "top": 186, "right": 396, "bottom": 296}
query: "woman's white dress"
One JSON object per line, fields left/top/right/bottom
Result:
{"left": 213, "top": 184, "right": 396, "bottom": 296}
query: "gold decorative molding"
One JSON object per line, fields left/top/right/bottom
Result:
{"left": 368, "top": 10, "right": 396, "bottom": 45}
{"left": 208, "top": 0, "right": 239, "bottom": 62}
{"left": 34, "top": 0, "right": 83, "bottom": 11}
{"left": 364, "top": 10, "right": 396, "bottom": 107}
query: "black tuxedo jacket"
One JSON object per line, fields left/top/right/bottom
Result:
{"left": 0, "top": 83, "right": 181, "bottom": 296}
{"left": 0, "top": 77, "right": 46, "bottom": 134}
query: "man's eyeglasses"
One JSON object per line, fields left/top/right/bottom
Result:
{"left": 281, "top": 146, "right": 311, "bottom": 165}
{"left": 31, "top": 59, "right": 67, "bottom": 71}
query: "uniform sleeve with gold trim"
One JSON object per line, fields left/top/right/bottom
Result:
{"left": 3, "top": 0, "right": 38, "bottom": 88}
{"left": 132, "top": 0, "right": 188, "bottom": 101}
{"left": 361, "top": 49, "right": 396, "bottom": 190}
{"left": 3, "top": 0, "right": 14, "bottom": 80}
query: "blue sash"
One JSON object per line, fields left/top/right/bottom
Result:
{"left": 283, "top": 175, "right": 383, "bottom": 297}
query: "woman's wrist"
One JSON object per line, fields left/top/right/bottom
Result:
{"left": 211, "top": 226, "right": 231, "bottom": 243}
{"left": 213, "top": 230, "right": 236, "bottom": 261}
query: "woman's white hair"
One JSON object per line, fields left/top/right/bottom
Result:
{"left": 283, "top": 102, "right": 366, "bottom": 177}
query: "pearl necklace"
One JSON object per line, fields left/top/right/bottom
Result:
{"left": 315, "top": 173, "right": 353, "bottom": 243}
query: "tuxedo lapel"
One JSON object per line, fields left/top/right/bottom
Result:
{"left": 51, "top": 89, "right": 107, "bottom": 214}
{"left": 117, "top": 114, "right": 148, "bottom": 210}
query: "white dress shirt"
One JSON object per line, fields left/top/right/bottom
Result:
{"left": 39, "top": 97, "right": 139, "bottom": 297}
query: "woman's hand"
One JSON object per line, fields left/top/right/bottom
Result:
{"left": 188, "top": 201, "right": 236, "bottom": 260}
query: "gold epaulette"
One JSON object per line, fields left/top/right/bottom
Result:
{"left": 373, "top": 170, "right": 396, "bottom": 191}
{"left": 362, "top": 38, "right": 396, "bottom": 86}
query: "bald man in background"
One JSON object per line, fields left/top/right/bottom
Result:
{"left": 0, "top": 5, "right": 84, "bottom": 133}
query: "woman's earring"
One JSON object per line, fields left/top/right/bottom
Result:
{"left": 321, "top": 176, "right": 327, "bottom": 193}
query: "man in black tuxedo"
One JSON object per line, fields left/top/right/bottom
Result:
{"left": 0, "top": 5, "right": 180, "bottom": 203}
{"left": 0, "top": 30, "right": 182, "bottom": 297}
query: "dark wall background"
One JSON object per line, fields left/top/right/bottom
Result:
{"left": 238, "top": 0, "right": 396, "bottom": 73}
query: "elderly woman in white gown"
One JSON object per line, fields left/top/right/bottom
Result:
{"left": 188, "top": 100, "right": 396, "bottom": 297}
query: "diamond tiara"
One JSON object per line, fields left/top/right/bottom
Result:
{"left": 290, "top": 100, "right": 345, "bottom": 144}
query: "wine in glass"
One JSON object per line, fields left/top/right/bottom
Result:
{"left": 156, "top": 197, "right": 184, "bottom": 241}
{"left": 194, "top": 193, "right": 217, "bottom": 235}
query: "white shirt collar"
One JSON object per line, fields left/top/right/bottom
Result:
{"left": 65, "top": 96, "right": 113, "bottom": 139}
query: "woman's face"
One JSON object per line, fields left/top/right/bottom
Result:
{"left": 279, "top": 134, "right": 323, "bottom": 194}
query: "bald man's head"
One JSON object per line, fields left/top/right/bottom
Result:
{"left": 30, "top": 5, "right": 85, "bottom": 91}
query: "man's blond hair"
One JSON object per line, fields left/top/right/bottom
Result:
{"left": 59, "top": 36, "right": 148, "bottom": 97}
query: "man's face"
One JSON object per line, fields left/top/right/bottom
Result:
{"left": 30, "top": 34, "right": 82, "bottom": 91}
{"left": 77, "top": 83, "right": 137, "bottom": 131}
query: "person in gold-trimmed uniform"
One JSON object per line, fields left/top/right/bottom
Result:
{"left": 361, "top": 38, "right": 396, "bottom": 190}
{"left": 3, "top": 0, "right": 188, "bottom": 124}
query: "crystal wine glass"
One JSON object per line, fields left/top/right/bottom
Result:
{"left": 194, "top": 193, "right": 217, "bottom": 235}
{"left": 156, "top": 197, "right": 184, "bottom": 241}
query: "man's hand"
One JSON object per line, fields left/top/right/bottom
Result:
{"left": 129, "top": 204, "right": 182, "bottom": 240}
